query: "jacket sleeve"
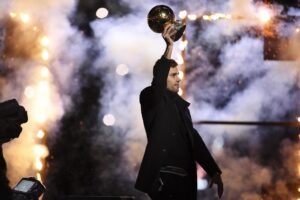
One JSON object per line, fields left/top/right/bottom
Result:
{"left": 192, "top": 128, "right": 222, "bottom": 177}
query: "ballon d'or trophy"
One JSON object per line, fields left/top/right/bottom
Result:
{"left": 147, "top": 5, "right": 186, "bottom": 41}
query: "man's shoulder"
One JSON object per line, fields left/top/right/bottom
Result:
{"left": 140, "top": 86, "right": 153, "bottom": 103}
{"left": 140, "top": 86, "right": 152, "bottom": 97}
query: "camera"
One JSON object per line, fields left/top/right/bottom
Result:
{"left": 0, "top": 99, "right": 28, "bottom": 143}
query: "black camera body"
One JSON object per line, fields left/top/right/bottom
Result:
{"left": 0, "top": 99, "right": 28, "bottom": 143}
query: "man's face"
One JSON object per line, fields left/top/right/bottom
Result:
{"left": 166, "top": 66, "right": 180, "bottom": 93}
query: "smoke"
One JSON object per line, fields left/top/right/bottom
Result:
{"left": 0, "top": 0, "right": 89, "bottom": 187}
{"left": 0, "top": 0, "right": 300, "bottom": 199}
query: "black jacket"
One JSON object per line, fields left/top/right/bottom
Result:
{"left": 135, "top": 56, "right": 221, "bottom": 194}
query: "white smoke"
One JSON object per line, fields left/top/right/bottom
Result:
{"left": 91, "top": 0, "right": 300, "bottom": 199}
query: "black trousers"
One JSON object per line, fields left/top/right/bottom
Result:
{"left": 148, "top": 172, "right": 195, "bottom": 200}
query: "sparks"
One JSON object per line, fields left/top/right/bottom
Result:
{"left": 179, "top": 40, "right": 188, "bottom": 51}
{"left": 176, "top": 53, "right": 184, "bottom": 65}
{"left": 37, "top": 130, "right": 45, "bottom": 139}
{"left": 188, "top": 14, "right": 197, "bottom": 21}
{"left": 41, "top": 36, "right": 50, "bottom": 47}
{"left": 20, "top": 13, "right": 30, "bottom": 23}
{"left": 35, "top": 157, "right": 43, "bottom": 171}
{"left": 179, "top": 70, "right": 184, "bottom": 80}
{"left": 9, "top": 12, "right": 17, "bottom": 18}
{"left": 41, "top": 49, "right": 49, "bottom": 61}
{"left": 257, "top": 8, "right": 272, "bottom": 24}
{"left": 178, "top": 88, "right": 183, "bottom": 96}
{"left": 41, "top": 66, "right": 50, "bottom": 78}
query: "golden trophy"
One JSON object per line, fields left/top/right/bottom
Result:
{"left": 147, "top": 5, "right": 186, "bottom": 41}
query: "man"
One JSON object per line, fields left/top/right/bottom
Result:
{"left": 135, "top": 24, "right": 223, "bottom": 200}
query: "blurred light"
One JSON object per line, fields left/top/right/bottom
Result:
{"left": 179, "top": 10, "right": 187, "bottom": 19}
{"left": 298, "top": 187, "right": 300, "bottom": 192}
{"left": 179, "top": 70, "right": 184, "bottom": 80}
{"left": 116, "top": 64, "right": 129, "bottom": 76}
{"left": 178, "top": 88, "right": 183, "bottom": 96}
{"left": 36, "top": 173, "right": 42, "bottom": 182}
{"left": 258, "top": 8, "right": 272, "bottom": 24}
{"left": 96, "top": 7, "right": 109, "bottom": 19}
{"left": 20, "top": 13, "right": 30, "bottom": 23}
{"left": 103, "top": 114, "right": 115, "bottom": 126}
{"left": 203, "top": 15, "right": 210, "bottom": 20}
{"left": 37, "top": 130, "right": 45, "bottom": 139}
{"left": 188, "top": 14, "right": 197, "bottom": 21}
{"left": 296, "top": 28, "right": 300, "bottom": 33}
{"left": 41, "top": 36, "right": 49, "bottom": 47}
{"left": 197, "top": 178, "right": 208, "bottom": 190}
{"left": 38, "top": 81, "right": 49, "bottom": 93}
{"left": 297, "top": 117, "right": 300, "bottom": 122}
{"left": 33, "top": 145, "right": 49, "bottom": 158}
{"left": 211, "top": 14, "right": 219, "bottom": 20}
{"left": 33, "top": 26, "right": 38, "bottom": 31}
{"left": 179, "top": 40, "right": 188, "bottom": 51}
{"left": 212, "top": 136, "right": 224, "bottom": 152}
{"left": 35, "top": 157, "right": 43, "bottom": 171}
{"left": 176, "top": 53, "right": 184, "bottom": 65}
{"left": 36, "top": 114, "right": 47, "bottom": 124}
{"left": 41, "top": 66, "right": 49, "bottom": 78}
{"left": 41, "top": 49, "right": 49, "bottom": 61}
{"left": 24, "top": 86, "right": 35, "bottom": 98}
{"left": 9, "top": 12, "right": 16, "bottom": 18}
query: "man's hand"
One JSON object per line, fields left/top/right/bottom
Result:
{"left": 162, "top": 24, "right": 176, "bottom": 46}
{"left": 209, "top": 173, "right": 223, "bottom": 199}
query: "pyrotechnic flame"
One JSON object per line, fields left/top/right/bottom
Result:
{"left": 202, "top": 13, "right": 230, "bottom": 21}
{"left": 35, "top": 114, "right": 47, "bottom": 124}
{"left": 20, "top": 13, "right": 30, "bottom": 23}
{"left": 41, "top": 36, "right": 50, "bottom": 47}
{"left": 179, "top": 40, "right": 188, "bottom": 51}
{"left": 33, "top": 144, "right": 49, "bottom": 158}
{"left": 37, "top": 130, "right": 45, "bottom": 139}
{"left": 35, "top": 157, "right": 43, "bottom": 171}
{"left": 40, "top": 66, "right": 50, "bottom": 78}
{"left": 179, "top": 10, "right": 187, "bottom": 19}
{"left": 9, "top": 12, "right": 16, "bottom": 18}
{"left": 41, "top": 49, "right": 49, "bottom": 61}
{"left": 36, "top": 173, "right": 42, "bottom": 182}
{"left": 38, "top": 81, "right": 49, "bottom": 93}
{"left": 176, "top": 53, "right": 184, "bottom": 65}
{"left": 179, "top": 70, "right": 184, "bottom": 80}
{"left": 257, "top": 7, "right": 272, "bottom": 24}
{"left": 24, "top": 86, "right": 35, "bottom": 98}
{"left": 187, "top": 14, "right": 197, "bottom": 21}
{"left": 178, "top": 88, "right": 183, "bottom": 96}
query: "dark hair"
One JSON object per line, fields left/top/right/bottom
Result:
{"left": 153, "top": 58, "right": 178, "bottom": 77}
{"left": 169, "top": 59, "right": 178, "bottom": 68}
